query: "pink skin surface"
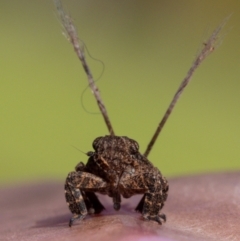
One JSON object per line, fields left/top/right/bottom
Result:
{"left": 0, "top": 172, "right": 240, "bottom": 241}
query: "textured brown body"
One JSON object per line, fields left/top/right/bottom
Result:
{"left": 65, "top": 135, "right": 168, "bottom": 226}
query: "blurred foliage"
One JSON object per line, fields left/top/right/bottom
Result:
{"left": 1, "top": 0, "right": 240, "bottom": 185}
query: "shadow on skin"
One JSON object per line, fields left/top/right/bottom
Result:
{"left": 33, "top": 194, "right": 143, "bottom": 228}
{"left": 33, "top": 213, "right": 71, "bottom": 228}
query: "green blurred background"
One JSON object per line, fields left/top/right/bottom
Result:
{"left": 1, "top": 0, "right": 240, "bottom": 185}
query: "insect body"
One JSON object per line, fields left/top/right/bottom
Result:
{"left": 65, "top": 135, "right": 168, "bottom": 227}
{"left": 55, "top": 0, "right": 226, "bottom": 228}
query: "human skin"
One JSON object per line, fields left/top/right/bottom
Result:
{"left": 0, "top": 172, "right": 239, "bottom": 241}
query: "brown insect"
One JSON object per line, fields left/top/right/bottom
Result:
{"left": 65, "top": 135, "right": 168, "bottom": 226}
{"left": 54, "top": 0, "right": 228, "bottom": 227}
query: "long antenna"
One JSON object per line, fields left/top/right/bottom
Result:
{"left": 144, "top": 17, "right": 230, "bottom": 157}
{"left": 54, "top": 0, "right": 115, "bottom": 136}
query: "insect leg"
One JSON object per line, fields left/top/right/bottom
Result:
{"left": 119, "top": 169, "right": 168, "bottom": 224}
{"left": 113, "top": 192, "right": 121, "bottom": 210}
{"left": 83, "top": 191, "right": 105, "bottom": 214}
{"left": 65, "top": 171, "right": 108, "bottom": 226}
{"left": 140, "top": 174, "right": 168, "bottom": 224}
{"left": 65, "top": 182, "right": 87, "bottom": 226}
{"left": 135, "top": 194, "right": 145, "bottom": 213}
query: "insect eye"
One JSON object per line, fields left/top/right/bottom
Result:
{"left": 134, "top": 142, "right": 139, "bottom": 150}
{"left": 92, "top": 137, "right": 102, "bottom": 150}
{"left": 129, "top": 141, "right": 139, "bottom": 154}
{"left": 75, "top": 162, "right": 85, "bottom": 171}
{"left": 86, "top": 151, "right": 95, "bottom": 157}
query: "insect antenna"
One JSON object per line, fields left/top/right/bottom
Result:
{"left": 70, "top": 145, "right": 94, "bottom": 157}
{"left": 54, "top": 0, "right": 115, "bottom": 136}
{"left": 144, "top": 16, "right": 230, "bottom": 157}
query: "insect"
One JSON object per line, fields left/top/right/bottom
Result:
{"left": 65, "top": 135, "right": 168, "bottom": 227}
{"left": 54, "top": 0, "right": 227, "bottom": 227}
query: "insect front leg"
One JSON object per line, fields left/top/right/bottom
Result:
{"left": 120, "top": 168, "right": 168, "bottom": 224}
{"left": 139, "top": 173, "right": 168, "bottom": 224}
{"left": 140, "top": 191, "right": 167, "bottom": 224}
{"left": 65, "top": 171, "right": 108, "bottom": 227}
